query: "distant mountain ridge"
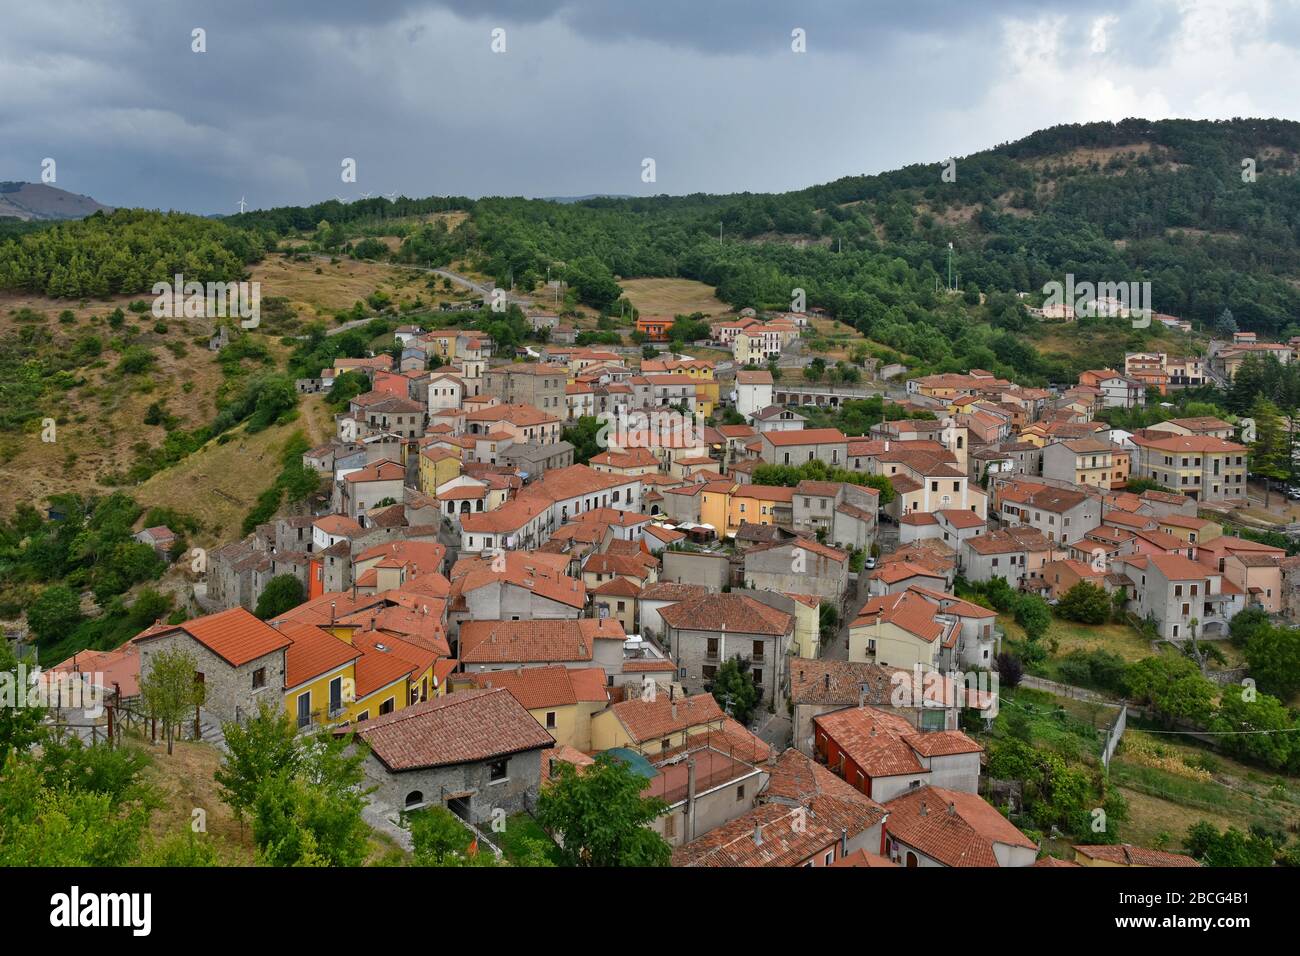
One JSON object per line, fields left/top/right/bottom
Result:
{"left": 0, "top": 181, "right": 113, "bottom": 221}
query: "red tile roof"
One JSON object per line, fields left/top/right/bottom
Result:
{"left": 346, "top": 688, "right": 554, "bottom": 770}
{"left": 458, "top": 617, "right": 625, "bottom": 665}
{"left": 883, "top": 785, "right": 1036, "bottom": 866}
{"left": 135, "top": 607, "right": 292, "bottom": 667}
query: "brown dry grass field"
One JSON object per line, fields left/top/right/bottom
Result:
{"left": 619, "top": 277, "right": 731, "bottom": 318}
{"left": 0, "top": 300, "right": 237, "bottom": 518}
{"left": 135, "top": 392, "right": 333, "bottom": 547}
{"left": 249, "top": 254, "right": 427, "bottom": 319}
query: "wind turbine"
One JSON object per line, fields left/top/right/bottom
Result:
{"left": 385, "top": 191, "right": 398, "bottom": 202}
{"left": 360, "top": 191, "right": 372, "bottom": 200}
{"left": 237, "top": 196, "right": 247, "bottom": 213}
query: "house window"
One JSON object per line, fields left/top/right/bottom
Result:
{"left": 405, "top": 790, "right": 424, "bottom": 809}
{"left": 252, "top": 667, "right": 266, "bottom": 690}
{"left": 329, "top": 677, "right": 343, "bottom": 715}
{"left": 356, "top": 710, "right": 369, "bottom": 722}
{"left": 489, "top": 759, "right": 508, "bottom": 782}
{"left": 380, "top": 697, "right": 395, "bottom": 715}
{"left": 824, "top": 850, "right": 835, "bottom": 866}
{"left": 546, "top": 711, "right": 557, "bottom": 729}
{"left": 296, "top": 692, "right": 311, "bottom": 728}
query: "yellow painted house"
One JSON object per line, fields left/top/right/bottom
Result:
{"left": 787, "top": 594, "right": 822, "bottom": 659}
{"left": 590, "top": 692, "right": 729, "bottom": 756}
{"left": 848, "top": 590, "right": 949, "bottom": 669}
{"left": 456, "top": 665, "right": 610, "bottom": 751}
{"left": 279, "top": 620, "right": 453, "bottom": 729}
{"left": 418, "top": 445, "right": 463, "bottom": 496}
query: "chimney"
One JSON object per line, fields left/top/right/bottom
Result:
{"left": 919, "top": 801, "right": 928, "bottom": 817}
{"left": 671, "top": 700, "right": 678, "bottom": 721}
{"left": 824, "top": 672, "right": 831, "bottom": 691}
{"left": 948, "top": 802, "right": 957, "bottom": 817}
{"left": 753, "top": 823, "right": 763, "bottom": 847}
{"left": 329, "top": 601, "right": 336, "bottom": 624}
{"left": 841, "top": 827, "right": 848, "bottom": 856}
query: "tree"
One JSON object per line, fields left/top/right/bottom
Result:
{"left": 0, "top": 757, "right": 150, "bottom": 866}
{"left": 215, "top": 703, "right": 303, "bottom": 825}
{"left": 1014, "top": 594, "right": 1051, "bottom": 642}
{"left": 1185, "top": 821, "right": 1276, "bottom": 867}
{"left": 26, "top": 585, "right": 83, "bottom": 643}
{"left": 410, "top": 807, "right": 476, "bottom": 866}
{"left": 255, "top": 574, "right": 306, "bottom": 620}
{"left": 711, "top": 657, "right": 759, "bottom": 723}
{"left": 1248, "top": 396, "right": 1289, "bottom": 505}
{"left": 537, "top": 755, "right": 670, "bottom": 867}
{"left": 562, "top": 415, "right": 604, "bottom": 464}
{"left": 1244, "top": 625, "right": 1300, "bottom": 700}
{"left": 994, "top": 652, "right": 1023, "bottom": 689}
{"left": 1056, "top": 582, "right": 1111, "bottom": 625}
{"left": 1209, "top": 691, "right": 1297, "bottom": 771}
{"left": 138, "top": 647, "right": 206, "bottom": 755}
{"left": 251, "top": 772, "right": 370, "bottom": 867}
{"left": 1125, "top": 655, "right": 1215, "bottom": 728}
{"left": 0, "top": 642, "right": 45, "bottom": 770}
{"left": 1214, "top": 308, "right": 1238, "bottom": 338}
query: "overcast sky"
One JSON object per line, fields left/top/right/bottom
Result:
{"left": 2, "top": 0, "right": 1297, "bottom": 214}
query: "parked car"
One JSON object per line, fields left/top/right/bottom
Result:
{"left": 864, "top": 556, "right": 877, "bottom": 570}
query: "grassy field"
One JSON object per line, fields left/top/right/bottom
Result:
{"left": 619, "top": 277, "right": 731, "bottom": 318}
{"left": 135, "top": 392, "right": 333, "bottom": 547}
{"left": 1109, "top": 728, "right": 1300, "bottom": 851}
{"left": 249, "top": 253, "right": 431, "bottom": 320}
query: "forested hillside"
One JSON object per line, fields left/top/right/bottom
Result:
{"left": 3, "top": 117, "right": 1300, "bottom": 403}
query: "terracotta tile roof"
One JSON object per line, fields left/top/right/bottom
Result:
{"left": 468, "top": 664, "right": 606, "bottom": 709}
{"left": 450, "top": 551, "right": 586, "bottom": 610}
{"left": 314, "top": 514, "right": 363, "bottom": 536}
{"left": 280, "top": 621, "right": 363, "bottom": 689}
{"left": 345, "top": 688, "right": 554, "bottom": 771}
{"left": 343, "top": 459, "right": 406, "bottom": 484}
{"left": 883, "top": 785, "right": 1035, "bottom": 867}
{"left": 869, "top": 561, "right": 947, "bottom": 586}
{"left": 458, "top": 617, "right": 625, "bottom": 665}
{"left": 1073, "top": 844, "right": 1200, "bottom": 867}
{"left": 937, "top": 509, "right": 987, "bottom": 529}
{"left": 816, "top": 705, "right": 980, "bottom": 778}
{"left": 135, "top": 607, "right": 292, "bottom": 667}
{"left": 1130, "top": 430, "right": 1246, "bottom": 453}
{"left": 637, "top": 581, "right": 710, "bottom": 603}
{"left": 464, "top": 402, "right": 560, "bottom": 427}
{"left": 658, "top": 593, "right": 793, "bottom": 636}
{"left": 671, "top": 802, "right": 837, "bottom": 867}
{"left": 458, "top": 494, "right": 550, "bottom": 534}
{"left": 762, "top": 428, "right": 848, "bottom": 447}
{"left": 592, "top": 576, "right": 641, "bottom": 598}
{"left": 609, "top": 692, "right": 725, "bottom": 743}
{"left": 767, "top": 747, "right": 886, "bottom": 832}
